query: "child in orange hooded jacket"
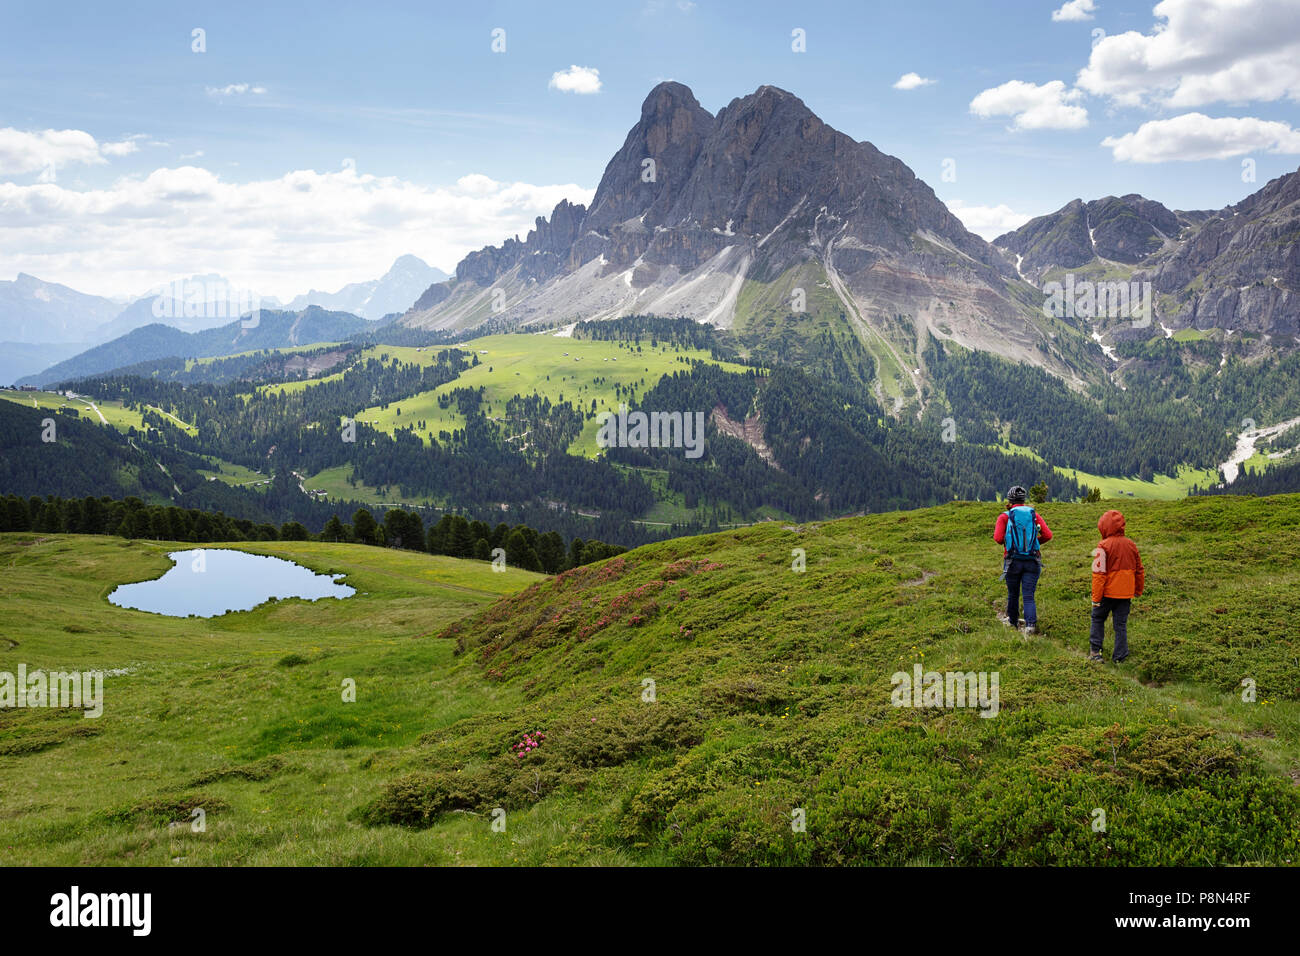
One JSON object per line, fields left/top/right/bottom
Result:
{"left": 1089, "top": 509, "right": 1145, "bottom": 663}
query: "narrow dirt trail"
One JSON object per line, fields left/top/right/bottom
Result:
{"left": 79, "top": 399, "right": 107, "bottom": 424}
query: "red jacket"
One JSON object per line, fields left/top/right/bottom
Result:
{"left": 1092, "top": 509, "right": 1145, "bottom": 602}
{"left": 994, "top": 506, "right": 1052, "bottom": 556}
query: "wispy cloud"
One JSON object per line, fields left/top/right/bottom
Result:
{"left": 97, "top": 139, "right": 138, "bottom": 158}
{"left": 206, "top": 83, "right": 268, "bottom": 98}
{"left": 0, "top": 128, "right": 141, "bottom": 176}
{"left": 641, "top": 0, "right": 696, "bottom": 14}
{"left": 945, "top": 200, "right": 1034, "bottom": 240}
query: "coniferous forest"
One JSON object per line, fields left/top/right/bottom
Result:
{"left": 7, "top": 314, "right": 1300, "bottom": 556}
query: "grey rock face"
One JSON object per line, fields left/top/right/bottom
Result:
{"left": 995, "top": 172, "right": 1300, "bottom": 342}
{"left": 418, "top": 82, "right": 1017, "bottom": 299}
{"left": 1149, "top": 169, "right": 1299, "bottom": 337}
{"left": 996, "top": 195, "right": 1194, "bottom": 282}
{"left": 402, "top": 81, "right": 1093, "bottom": 389}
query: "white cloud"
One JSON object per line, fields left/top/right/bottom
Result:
{"left": 99, "top": 140, "right": 140, "bottom": 158}
{"left": 969, "top": 80, "right": 1088, "bottom": 130}
{"left": 945, "top": 200, "right": 1034, "bottom": 240}
{"left": 455, "top": 173, "right": 500, "bottom": 195}
{"left": 893, "top": 72, "right": 936, "bottom": 90}
{"left": 1077, "top": 0, "right": 1300, "bottom": 108}
{"left": 0, "top": 128, "right": 140, "bottom": 176}
{"left": 206, "top": 83, "right": 268, "bottom": 97}
{"left": 0, "top": 165, "right": 595, "bottom": 300}
{"left": 548, "top": 65, "right": 602, "bottom": 95}
{"left": 1052, "top": 0, "right": 1097, "bottom": 21}
{"left": 1101, "top": 112, "right": 1300, "bottom": 162}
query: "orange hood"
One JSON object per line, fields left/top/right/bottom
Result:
{"left": 1098, "top": 509, "right": 1126, "bottom": 538}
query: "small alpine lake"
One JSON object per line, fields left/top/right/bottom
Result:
{"left": 107, "top": 548, "right": 356, "bottom": 618}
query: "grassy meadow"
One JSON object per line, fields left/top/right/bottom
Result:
{"left": 3, "top": 493, "right": 1299, "bottom": 865}
{"left": 0, "top": 389, "right": 148, "bottom": 433}
{"left": 0, "top": 536, "right": 545, "bottom": 865}
{"left": 335, "top": 333, "right": 750, "bottom": 457}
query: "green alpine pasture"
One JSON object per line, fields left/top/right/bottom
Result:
{"left": 333, "top": 333, "right": 750, "bottom": 457}
{"left": 2, "top": 493, "right": 1298, "bottom": 865}
{"left": 192, "top": 341, "right": 345, "bottom": 369}
{"left": 195, "top": 458, "right": 270, "bottom": 488}
{"left": 995, "top": 436, "right": 1223, "bottom": 500}
{"left": 1057, "top": 464, "right": 1221, "bottom": 501}
{"left": 0, "top": 390, "right": 148, "bottom": 434}
{"left": 301, "top": 463, "right": 426, "bottom": 507}
{"left": 0, "top": 537, "right": 544, "bottom": 865}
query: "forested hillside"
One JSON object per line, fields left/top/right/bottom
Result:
{"left": 9, "top": 312, "right": 1300, "bottom": 552}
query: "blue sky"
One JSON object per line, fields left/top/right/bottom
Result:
{"left": 2, "top": 0, "right": 1298, "bottom": 298}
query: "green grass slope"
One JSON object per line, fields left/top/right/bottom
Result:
{"left": 730, "top": 261, "right": 887, "bottom": 394}
{"left": 366, "top": 495, "right": 1300, "bottom": 865}
{"left": 0, "top": 389, "right": 149, "bottom": 433}
{"left": 3, "top": 496, "right": 1299, "bottom": 866}
{"left": 0, "top": 536, "right": 544, "bottom": 865}
{"left": 341, "top": 334, "right": 749, "bottom": 457}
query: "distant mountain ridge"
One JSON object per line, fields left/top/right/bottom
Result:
{"left": 287, "top": 255, "right": 448, "bottom": 320}
{"left": 993, "top": 170, "right": 1300, "bottom": 346}
{"left": 0, "top": 273, "right": 121, "bottom": 343}
{"left": 405, "top": 82, "right": 1300, "bottom": 396}
{"left": 994, "top": 195, "right": 1201, "bottom": 285}
{"left": 0, "top": 342, "right": 85, "bottom": 388}
{"left": 20, "top": 306, "right": 375, "bottom": 387}
{"left": 8, "top": 258, "right": 435, "bottom": 385}
{"left": 92, "top": 274, "right": 284, "bottom": 343}
{"left": 1149, "top": 169, "right": 1300, "bottom": 338}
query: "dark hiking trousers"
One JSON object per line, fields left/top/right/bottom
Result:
{"left": 1090, "top": 597, "right": 1131, "bottom": 662}
{"left": 1005, "top": 557, "right": 1040, "bottom": 626}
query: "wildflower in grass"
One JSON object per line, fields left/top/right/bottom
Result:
{"left": 511, "top": 731, "right": 546, "bottom": 758}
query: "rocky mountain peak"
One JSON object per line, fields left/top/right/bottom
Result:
{"left": 405, "top": 81, "right": 1079, "bottom": 392}
{"left": 582, "top": 81, "right": 713, "bottom": 235}
{"left": 996, "top": 194, "right": 1189, "bottom": 282}
{"left": 1150, "top": 166, "right": 1300, "bottom": 336}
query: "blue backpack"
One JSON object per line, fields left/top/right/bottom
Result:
{"left": 1005, "top": 505, "right": 1041, "bottom": 558}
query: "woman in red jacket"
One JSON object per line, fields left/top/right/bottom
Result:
{"left": 994, "top": 485, "right": 1053, "bottom": 635}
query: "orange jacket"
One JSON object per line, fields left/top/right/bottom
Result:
{"left": 1092, "top": 510, "right": 1145, "bottom": 602}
